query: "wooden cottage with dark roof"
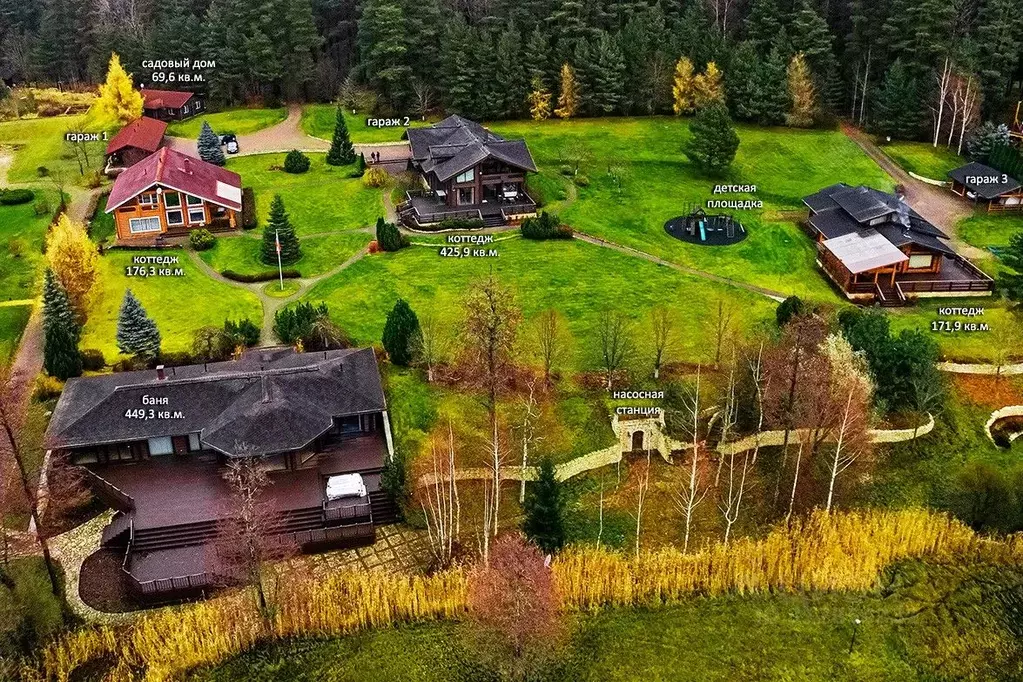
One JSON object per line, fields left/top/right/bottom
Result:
{"left": 45, "top": 347, "right": 397, "bottom": 601}
{"left": 141, "top": 88, "right": 204, "bottom": 121}
{"left": 397, "top": 115, "right": 538, "bottom": 228}
{"left": 803, "top": 183, "right": 992, "bottom": 303}
{"left": 947, "top": 161, "right": 1023, "bottom": 212}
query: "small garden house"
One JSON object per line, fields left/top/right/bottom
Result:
{"left": 141, "top": 88, "right": 204, "bottom": 121}
{"left": 104, "top": 116, "right": 167, "bottom": 175}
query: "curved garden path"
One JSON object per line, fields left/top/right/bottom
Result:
{"left": 184, "top": 230, "right": 372, "bottom": 343}
{"left": 841, "top": 124, "right": 985, "bottom": 260}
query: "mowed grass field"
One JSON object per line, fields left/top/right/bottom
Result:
{"left": 0, "top": 190, "right": 57, "bottom": 302}
{"left": 958, "top": 211, "right": 1023, "bottom": 250}
{"left": 301, "top": 237, "right": 778, "bottom": 370}
{"left": 166, "top": 108, "right": 287, "bottom": 139}
{"left": 300, "top": 105, "right": 431, "bottom": 143}
{"left": 225, "top": 153, "right": 382, "bottom": 235}
{"left": 491, "top": 118, "right": 892, "bottom": 301}
{"left": 0, "top": 305, "right": 31, "bottom": 365}
{"left": 0, "top": 115, "right": 106, "bottom": 183}
{"left": 81, "top": 250, "right": 262, "bottom": 361}
{"left": 197, "top": 231, "right": 371, "bottom": 278}
{"left": 888, "top": 298, "right": 1023, "bottom": 362}
{"left": 191, "top": 589, "right": 970, "bottom": 682}
{"left": 882, "top": 141, "right": 964, "bottom": 180}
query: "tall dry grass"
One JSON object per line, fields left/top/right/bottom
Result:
{"left": 28, "top": 509, "right": 1021, "bottom": 682}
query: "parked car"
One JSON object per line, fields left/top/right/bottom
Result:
{"left": 220, "top": 133, "right": 239, "bottom": 154}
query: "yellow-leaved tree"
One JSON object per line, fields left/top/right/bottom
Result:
{"left": 693, "top": 61, "right": 726, "bottom": 110}
{"left": 94, "top": 53, "right": 143, "bottom": 128}
{"left": 786, "top": 52, "right": 817, "bottom": 128}
{"left": 671, "top": 57, "right": 696, "bottom": 115}
{"left": 554, "top": 63, "right": 580, "bottom": 119}
{"left": 46, "top": 214, "right": 99, "bottom": 323}
{"left": 527, "top": 76, "right": 552, "bottom": 121}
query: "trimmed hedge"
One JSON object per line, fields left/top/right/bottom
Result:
{"left": 0, "top": 188, "right": 35, "bottom": 205}
{"left": 222, "top": 268, "right": 301, "bottom": 283}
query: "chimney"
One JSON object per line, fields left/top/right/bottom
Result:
{"left": 156, "top": 365, "right": 165, "bottom": 380}
{"left": 261, "top": 375, "right": 271, "bottom": 403}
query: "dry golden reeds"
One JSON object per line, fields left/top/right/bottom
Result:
{"left": 33, "top": 509, "right": 1022, "bottom": 682}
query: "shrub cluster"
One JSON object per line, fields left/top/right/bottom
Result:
{"left": 520, "top": 211, "right": 572, "bottom": 240}
{"left": 362, "top": 167, "right": 389, "bottom": 188}
{"left": 283, "top": 150, "right": 310, "bottom": 174}
{"left": 375, "top": 217, "right": 409, "bottom": 252}
{"left": 224, "top": 318, "right": 261, "bottom": 347}
{"left": 189, "top": 229, "right": 215, "bottom": 251}
{"left": 32, "top": 374, "right": 64, "bottom": 401}
{"left": 0, "top": 188, "right": 35, "bottom": 205}
{"left": 273, "top": 301, "right": 349, "bottom": 350}
{"left": 241, "top": 188, "right": 256, "bottom": 229}
{"left": 221, "top": 269, "right": 301, "bottom": 283}
{"left": 79, "top": 348, "right": 106, "bottom": 371}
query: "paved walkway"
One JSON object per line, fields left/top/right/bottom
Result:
{"left": 166, "top": 104, "right": 412, "bottom": 164}
{"left": 841, "top": 124, "right": 986, "bottom": 260}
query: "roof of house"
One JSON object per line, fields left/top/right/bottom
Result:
{"left": 404, "top": 115, "right": 537, "bottom": 182}
{"left": 804, "top": 183, "right": 953, "bottom": 257}
{"left": 947, "top": 161, "right": 1022, "bottom": 200}
{"left": 106, "top": 147, "right": 243, "bottom": 212}
{"left": 141, "top": 88, "right": 196, "bottom": 110}
{"left": 821, "top": 230, "right": 909, "bottom": 274}
{"left": 105, "top": 116, "right": 168, "bottom": 155}
{"left": 45, "top": 347, "right": 387, "bottom": 457}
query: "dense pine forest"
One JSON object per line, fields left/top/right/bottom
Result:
{"left": 0, "top": 0, "right": 1021, "bottom": 140}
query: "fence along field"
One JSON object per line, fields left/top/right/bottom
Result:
{"left": 27, "top": 508, "right": 1023, "bottom": 682}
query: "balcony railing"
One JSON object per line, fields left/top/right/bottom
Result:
{"left": 82, "top": 468, "right": 135, "bottom": 512}
{"left": 323, "top": 500, "right": 372, "bottom": 524}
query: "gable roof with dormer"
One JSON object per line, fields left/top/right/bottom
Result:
{"left": 404, "top": 115, "right": 537, "bottom": 182}
{"left": 105, "top": 147, "right": 243, "bottom": 213}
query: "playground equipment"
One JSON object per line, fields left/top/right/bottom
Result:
{"left": 664, "top": 207, "right": 747, "bottom": 246}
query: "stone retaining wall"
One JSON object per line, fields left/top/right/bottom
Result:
{"left": 984, "top": 405, "right": 1023, "bottom": 444}
{"left": 937, "top": 361, "right": 1023, "bottom": 376}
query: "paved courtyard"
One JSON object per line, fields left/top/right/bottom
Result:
{"left": 301, "top": 524, "right": 433, "bottom": 575}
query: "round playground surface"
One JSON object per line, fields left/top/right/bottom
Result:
{"left": 664, "top": 213, "right": 748, "bottom": 246}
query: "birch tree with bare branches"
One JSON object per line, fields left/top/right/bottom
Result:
{"left": 822, "top": 335, "right": 873, "bottom": 512}
{"left": 533, "top": 309, "right": 569, "bottom": 387}
{"left": 671, "top": 367, "right": 707, "bottom": 552}
{"left": 414, "top": 312, "right": 449, "bottom": 383}
{"left": 719, "top": 345, "right": 767, "bottom": 544}
{"left": 650, "top": 306, "right": 677, "bottom": 380}
{"left": 417, "top": 422, "right": 461, "bottom": 567}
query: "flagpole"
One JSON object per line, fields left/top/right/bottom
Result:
{"left": 276, "top": 229, "right": 284, "bottom": 291}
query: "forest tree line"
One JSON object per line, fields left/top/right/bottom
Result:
{"left": 0, "top": 0, "right": 1021, "bottom": 140}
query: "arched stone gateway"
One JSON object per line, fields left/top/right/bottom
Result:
{"left": 631, "top": 430, "right": 645, "bottom": 452}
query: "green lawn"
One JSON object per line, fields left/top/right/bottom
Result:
{"left": 89, "top": 194, "right": 116, "bottom": 245}
{"left": 882, "top": 141, "right": 963, "bottom": 180}
{"left": 191, "top": 568, "right": 1016, "bottom": 682}
{"left": 225, "top": 153, "right": 383, "bottom": 236}
{"left": 301, "top": 105, "right": 431, "bottom": 143}
{"left": 888, "top": 298, "right": 1023, "bottom": 362}
{"left": 165, "top": 108, "right": 287, "bottom": 139}
{"left": 490, "top": 118, "right": 892, "bottom": 301}
{"left": 197, "top": 231, "right": 371, "bottom": 278}
{"left": 301, "top": 237, "right": 777, "bottom": 371}
{"left": 957, "top": 210, "right": 1023, "bottom": 250}
{"left": 0, "top": 305, "right": 31, "bottom": 366}
{"left": 80, "top": 249, "right": 262, "bottom": 361}
{"left": 0, "top": 114, "right": 106, "bottom": 183}
{"left": 0, "top": 190, "right": 56, "bottom": 301}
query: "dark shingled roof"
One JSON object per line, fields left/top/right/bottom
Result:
{"left": 45, "top": 347, "right": 386, "bottom": 457}
{"left": 947, "top": 161, "right": 1022, "bottom": 200}
{"left": 803, "top": 183, "right": 955, "bottom": 257}
{"left": 404, "top": 115, "right": 537, "bottom": 182}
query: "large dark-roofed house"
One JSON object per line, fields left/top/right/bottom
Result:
{"left": 397, "top": 115, "right": 538, "bottom": 228}
{"left": 46, "top": 347, "right": 397, "bottom": 601}
{"left": 947, "top": 161, "right": 1023, "bottom": 212}
{"left": 803, "top": 183, "right": 992, "bottom": 303}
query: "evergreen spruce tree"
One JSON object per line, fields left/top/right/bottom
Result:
{"left": 726, "top": 42, "right": 762, "bottom": 122}
{"left": 872, "top": 60, "right": 922, "bottom": 140}
{"left": 260, "top": 195, "right": 301, "bottom": 265}
{"left": 683, "top": 103, "right": 740, "bottom": 174}
{"left": 590, "top": 32, "right": 626, "bottom": 115}
{"left": 325, "top": 106, "right": 356, "bottom": 166}
{"left": 757, "top": 46, "right": 790, "bottom": 126}
{"left": 116, "top": 289, "right": 161, "bottom": 360}
{"left": 495, "top": 26, "right": 529, "bottom": 119}
{"left": 975, "top": 0, "right": 1023, "bottom": 118}
{"left": 745, "top": 0, "right": 782, "bottom": 56}
{"left": 997, "top": 232, "right": 1023, "bottom": 308}
{"left": 524, "top": 28, "right": 552, "bottom": 90}
{"left": 571, "top": 39, "right": 595, "bottom": 116}
{"left": 522, "top": 457, "right": 566, "bottom": 554}
{"left": 382, "top": 298, "right": 421, "bottom": 366}
{"left": 42, "top": 269, "right": 82, "bottom": 380}
{"left": 197, "top": 121, "right": 226, "bottom": 166}
{"left": 790, "top": 0, "right": 837, "bottom": 105}
{"left": 375, "top": 216, "right": 409, "bottom": 251}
